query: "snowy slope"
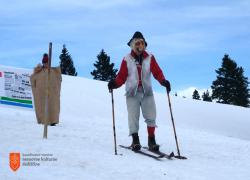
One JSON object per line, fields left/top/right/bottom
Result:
{"left": 0, "top": 75, "right": 250, "bottom": 180}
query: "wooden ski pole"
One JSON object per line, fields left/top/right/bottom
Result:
{"left": 166, "top": 90, "right": 187, "bottom": 159}
{"left": 43, "top": 42, "right": 52, "bottom": 139}
{"left": 110, "top": 89, "right": 118, "bottom": 155}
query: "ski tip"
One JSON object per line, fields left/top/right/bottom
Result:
{"left": 169, "top": 152, "right": 175, "bottom": 157}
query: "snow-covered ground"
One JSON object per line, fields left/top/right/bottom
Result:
{"left": 0, "top": 75, "right": 250, "bottom": 180}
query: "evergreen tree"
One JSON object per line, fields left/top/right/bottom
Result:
{"left": 59, "top": 45, "right": 77, "bottom": 76}
{"left": 192, "top": 89, "right": 201, "bottom": 100}
{"left": 91, "top": 49, "right": 118, "bottom": 81}
{"left": 202, "top": 90, "right": 212, "bottom": 102}
{"left": 211, "top": 54, "right": 250, "bottom": 107}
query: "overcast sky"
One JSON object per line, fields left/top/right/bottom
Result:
{"left": 0, "top": 0, "right": 249, "bottom": 97}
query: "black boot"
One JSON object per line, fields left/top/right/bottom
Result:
{"left": 148, "top": 136, "right": 160, "bottom": 151}
{"left": 131, "top": 133, "right": 141, "bottom": 151}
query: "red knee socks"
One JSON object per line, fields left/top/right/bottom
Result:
{"left": 147, "top": 126, "right": 155, "bottom": 137}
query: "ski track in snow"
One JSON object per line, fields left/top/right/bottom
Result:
{"left": 0, "top": 75, "right": 250, "bottom": 180}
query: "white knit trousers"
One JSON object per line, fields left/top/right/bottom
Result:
{"left": 126, "top": 90, "right": 156, "bottom": 136}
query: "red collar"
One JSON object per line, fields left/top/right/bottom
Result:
{"left": 130, "top": 50, "right": 149, "bottom": 59}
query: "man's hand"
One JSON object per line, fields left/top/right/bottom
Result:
{"left": 108, "top": 79, "right": 117, "bottom": 91}
{"left": 161, "top": 79, "right": 171, "bottom": 92}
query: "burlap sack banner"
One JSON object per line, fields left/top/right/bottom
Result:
{"left": 30, "top": 66, "right": 62, "bottom": 125}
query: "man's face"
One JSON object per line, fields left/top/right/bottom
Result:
{"left": 133, "top": 38, "right": 145, "bottom": 55}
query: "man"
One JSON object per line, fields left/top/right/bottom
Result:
{"left": 108, "top": 31, "right": 171, "bottom": 151}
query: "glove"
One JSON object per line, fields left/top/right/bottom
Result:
{"left": 161, "top": 79, "right": 171, "bottom": 92}
{"left": 108, "top": 79, "right": 117, "bottom": 91}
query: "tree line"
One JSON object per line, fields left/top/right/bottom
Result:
{"left": 59, "top": 45, "right": 117, "bottom": 81}
{"left": 191, "top": 54, "right": 250, "bottom": 107}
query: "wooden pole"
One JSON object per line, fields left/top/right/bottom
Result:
{"left": 43, "top": 42, "right": 52, "bottom": 139}
{"left": 110, "top": 90, "right": 118, "bottom": 155}
{"left": 167, "top": 92, "right": 180, "bottom": 156}
{"left": 166, "top": 90, "right": 187, "bottom": 159}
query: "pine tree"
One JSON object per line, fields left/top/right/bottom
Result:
{"left": 211, "top": 54, "right": 250, "bottom": 107}
{"left": 192, "top": 89, "right": 201, "bottom": 100}
{"left": 202, "top": 90, "right": 212, "bottom": 102}
{"left": 59, "top": 45, "right": 77, "bottom": 76}
{"left": 91, "top": 49, "right": 118, "bottom": 81}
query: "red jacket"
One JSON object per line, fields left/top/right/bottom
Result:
{"left": 115, "top": 50, "right": 165, "bottom": 96}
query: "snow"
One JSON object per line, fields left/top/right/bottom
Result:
{"left": 0, "top": 75, "right": 250, "bottom": 180}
